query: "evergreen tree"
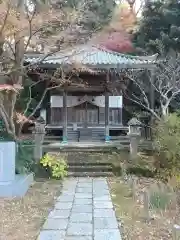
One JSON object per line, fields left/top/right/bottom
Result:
{"left": 134, "top": 0, "right": 180, "bottom": 55}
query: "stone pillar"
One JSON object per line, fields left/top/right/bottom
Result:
{"left": 128, "top": 118, "right": 141, "bottom": 161}
{"left": 105, "top": 91, "right": 110, "bottom": 142}
{"left": 0, "top": 142, "right": 16, "bottom": 183}
{"left": 33, "top": 122, "right": 46, "bottom": 162}
{"left": 0, "top": 141, "right": 34, "bottom": 197}
{"left": 62, "top": 91, "right": 68, "bottom": 143}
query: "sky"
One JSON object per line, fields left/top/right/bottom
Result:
{"left": 116, "top": 0, "right": 143, "bottom": 16}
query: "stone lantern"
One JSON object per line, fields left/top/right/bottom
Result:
{"left": 33, "top": 118, "right": 46, "bottom": 162}
{"left": 127, "top": 117, "right": 142, "bottom": 160}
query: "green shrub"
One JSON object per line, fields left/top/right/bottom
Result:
{"left": 126, "top": 164, "right": 155, "bottom": 178}
{"left": 16, "top": 140, "right": 34, "bottom": 174}
{"left": 153, "top": 113, "right": 180, "bottom": 181}
{"left": 40, "top": 153, "right": 68, "bottom": 179}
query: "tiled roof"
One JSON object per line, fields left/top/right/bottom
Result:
{"left": 24, "top": 45, "right": 157, "bottom": 68}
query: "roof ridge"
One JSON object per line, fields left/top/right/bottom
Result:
{"left": 93, "top": 44, "right": 157, "bottom": 60}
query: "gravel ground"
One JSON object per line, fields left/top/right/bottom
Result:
{"left": 108, "top": 177, "right": 176, "bottom": 240}
{"left": 0, "top": 179, "right": 62, "bottom": 240}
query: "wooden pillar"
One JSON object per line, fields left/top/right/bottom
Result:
{"left": 150, "top": 69, "right": 155, "bottom": 120}
{"left": 62, "top": 91, "right": 68, "bottom": 143}
{"left": 120, "top": 90, "right": 123, "bottom": 125}
{"left": 149, "top": 69, "right": 155, "bottom": 140}
{"left": 46, "top": 90, "right": 50, "bottom": 124}
{"left": 105, "top": 91, "right": 110, "bottom": 142}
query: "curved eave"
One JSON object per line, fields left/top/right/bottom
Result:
{"left": 25, "top": 61, "right": 156, "bottom": 70}
{"left": 24, "top": 46, "right": 158, "bottom": 71}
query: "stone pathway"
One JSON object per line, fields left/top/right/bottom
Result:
{"left": 37, "top": 178, "right": 122, "bottom": 240}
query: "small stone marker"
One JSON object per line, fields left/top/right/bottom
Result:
{"left": 143, "top": 191, "right": 151, "bottom": 221}
{"left": 130, "top": 178, "right": 136, "bottom": 200}
{"left": 173, "top": 224, "right": 180, "bottom": 240}
{"left": 121, "top": 163, "right": 127, "bottom": 182}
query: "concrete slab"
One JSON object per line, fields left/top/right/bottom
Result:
{"left": 94, "top": 229, "right": 122, "bottom": 240}
{"left": 43, "top": 218, "right": 68, "bottom": 230}
{"left": 70, "top": 213, "right": 92, "bottom": 223}
{"left": 67, "top": 223, "right": 93, "bottom": 236}
{"left": 0, "top": 173, "right": 34, "bottom": 197}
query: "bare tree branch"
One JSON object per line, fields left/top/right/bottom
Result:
{"left": 123, "top": 56, "right": 180, "bottom": 120}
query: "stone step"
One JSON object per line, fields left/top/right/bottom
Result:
{"left": 68, "top": 165, "right": 112, "bottom": 172}
{"left": 67, "top": 161, "right": 112, "bottom": 166}
{"left": 44, "top": 147, "right": 118, "bottom": 153}
{"left": 67, "top": 171, "right": 114, "bottom": 177}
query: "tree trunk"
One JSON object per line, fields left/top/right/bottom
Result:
{"left": 161, "top": 105, "right": 169, "bottom": 118}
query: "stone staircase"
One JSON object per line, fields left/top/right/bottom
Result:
{"left": 79, "top": 128, "right": 105, "bottom": 141}
{"left": 46, "top": 151, "right": 117, "bottom": 177}
{"left": 67, "top": 152, "right": 114, "bottom": 177}
{"left": 67, "top": 130, "right": 79, "bottom": 142}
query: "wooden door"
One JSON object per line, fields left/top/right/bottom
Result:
{"left": 73, "top": 102, "right": 99, "bottom": 127}
{"left": 86, "top": 102, "right": 98, "bottom": 126}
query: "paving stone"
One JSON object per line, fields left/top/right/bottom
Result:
{"left": 49, "top": 209, "right": 71, "bottom": 219}
{"left": 93, "top": 186, "right": 109, "bottom": 191}
{"left": 43, "top": 219, "right": 68, "bottom": 230}
{"left": 93, "top": 195, "right": 111, "bottom": 201}
{"left": 70, "top": 213, "right": 92, "bottom": 223}
{"left": 72, "top": 204, "right": 92, "bottom": 213}
{"left": 38, "top": 178, "right": 122, "bottom": 240}
{"left": 37, "top": 230, "right": 66, "bottom": 240}
{"left": 93, "top": 179, "right": 107, "bottom": 183}
{"left": 57, "top": 195, "right": 74, "bottom": 202}
{"left": 77, "top": 183, "right": 92, "bottom": 188}
{"left": 94, "top": 182, "right": 108, "bottom": 186}
{"left": 93, "top": 191, "right": 111, "bottom": 197}
{"left": 93, "top": 188, "right": 109, "bottom": 195}
{"left": 65, "top": 237, "right": 92, "bottom": 240}
{"left": 67, "top": 223, "right": 93, "bottom": 236}
{"left": 93, "top": 183, "right": 108, "bottom": 188}
{"left": 75, "top": 193, "right": 92, "bottom": 199}
{"left": 94, "top": 209, "right": 116, "bottom": 218}
{"left": 78, "top": 177, "right": 93, "bottom": 182}
{"left": 93, "top": 201, "right": 113, "bottom": 209}
{"left": 94, "top": 229, "right": 122, "bottom": 240}
{"left": 76, "top": 188, "right": 92, "bottom": 193}
{"left": 94, "top": 218, "right": 118, "bottom": 229}
{"left": 55, "top": 202, "right": 73, "bottom": 210}
{"left": 61, "top": 190, "right": 76, "bottom": 196}
{"left": 74, "top": 198, "right": 92, "bottom": 205}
